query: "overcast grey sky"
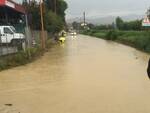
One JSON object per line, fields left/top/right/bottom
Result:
{"left": 65, "top": 0, "right": 150, "bottom": 19}
{"left": 15, "top": 0, "right": 149, "bottom": 19}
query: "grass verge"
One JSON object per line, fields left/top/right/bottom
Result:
{"left": 0, "top": 39, "right": 55, "bottom": 71}
{"left": 81, "top": 30, "right": 150, "bottom": 53}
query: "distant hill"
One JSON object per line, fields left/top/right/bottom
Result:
{"left": 67, "top": 14, "right": 144, "bottom": 25}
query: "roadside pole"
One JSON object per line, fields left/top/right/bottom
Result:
{"left": 0, "top": 31, "right": 2, "bottom": 56}
{"left": 25, "top": 14, "right": 31, "bottom": 58}
{"left": 40, "top": 0, "right": 45, "bottom": 49}
{"left": 25, "top": 14, "right": 30, "bottom": 48}
{"left": 24, "top": 4, "right": 32, "bottom": 58}
{"left": 83, "top": 12, "right": 86, "bottom": 29}
{"left": 83, "top": 12, "right": 85, "bottom": 26}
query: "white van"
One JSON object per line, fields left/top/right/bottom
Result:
{"left": 0, "top": 26, "right": 25, "bottom": 46}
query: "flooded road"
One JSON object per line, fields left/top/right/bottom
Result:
{"left": 0, "top": 35, "right": 150, "bottom": 113}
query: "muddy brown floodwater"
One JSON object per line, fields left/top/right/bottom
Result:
{"left": 0, "top": 35, "right": 150, "bottom": 113}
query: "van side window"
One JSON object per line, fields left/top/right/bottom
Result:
{"left": 4, "top": 28, "right": 13, "bottom": 34}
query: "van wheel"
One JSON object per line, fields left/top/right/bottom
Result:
{"left": 11, "top": 40, "right": 17, "bottom": 46}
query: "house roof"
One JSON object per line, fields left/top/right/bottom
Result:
{"left": 0, "top": 0, "right": 25, "bottom": 14}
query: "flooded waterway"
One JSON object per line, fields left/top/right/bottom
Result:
{"left": 0, "top": 35, "right": 150, "bottom": 113}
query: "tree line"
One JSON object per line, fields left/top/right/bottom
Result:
{"left": 115, "top": 7, "right": 150, "bottom": 31}
{"left": 115, "top": 17, "right": 142, "bottom": 31}
{"left": 23, "top": 0, "right": 68, "bottom": 33}
{"left": 72, "top": 8, "right": 150, "bottom": 31}
{"left": 72, "top": 18, "right": 143, "bottom": 31}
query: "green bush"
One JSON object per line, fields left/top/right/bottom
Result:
{"left": 45, "top": 11, "right": 64, "bottom": 33}
{"left": 105, "top": 30, "right": 118, "bottom": 40}
{"left": 0, "top": 38, "right": 54, "bottom": 71}
{"left": 116, "top": 31, "right": 150, "bottom": 52}
{"left": 92, "top": 32, "right": 106, "bottom": 39}
{"left": 0, "top": 47, "right": 43, "bottom": 71}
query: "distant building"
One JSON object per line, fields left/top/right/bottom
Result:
{"left": 142, "top": 16, "right": 150, "bottom": 27}
{"left": 142, "top": 8, "right": 150, "bottom": 27}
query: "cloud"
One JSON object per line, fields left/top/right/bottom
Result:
{"left": 65, "top": 0, "right": 149, "bottom": 19}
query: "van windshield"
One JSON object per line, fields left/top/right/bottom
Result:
{"left": 10, "top": 26, "right": 16, "bottom": 33}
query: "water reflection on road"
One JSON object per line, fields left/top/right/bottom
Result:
{"left": 0, "top": 35, "right": 150, "bottom": 113}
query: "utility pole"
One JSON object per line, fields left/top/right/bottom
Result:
{"left": 24, "top": 0, "right": 31, "bottom": 57}
{"left": 83, "top": 12, "right": 86, "bottom": 26}
{"left": 40, "top": 0, "right": 45, "bottom": 49}
{"left": 83, "top": 12, "right": 86, "bottom": 29}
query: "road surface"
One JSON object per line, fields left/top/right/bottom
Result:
{"left": 0, "top": 35, "right": 150, "bottom": 113}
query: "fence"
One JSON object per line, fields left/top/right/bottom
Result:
{"left": 32, "top": 30, "right": 48, "bottom": 44}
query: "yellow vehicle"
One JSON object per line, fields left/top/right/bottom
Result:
{"left": 59, "top": 30, "right": 66, "bottom": 43}
{"left": 59, "top": 36, "right": 66, "bottom": 43}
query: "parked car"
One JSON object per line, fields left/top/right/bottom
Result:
{"left": 0, "top": 26, "right": 25, "bottom": 49}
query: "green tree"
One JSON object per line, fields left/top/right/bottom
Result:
{"left": 44, "top": 0, "right": 68, "bottom": 32}
{"left": 23, "top": 0, "right": 68, "bottom": 33}
{"left": 56, "top": 0, "right": 68, "bottom": 22}
{"left": 23, "top": 1, "right": 41, "bottom": 29}
{"left": 45, "top": 0, "right": 55, "bottom": 12}
{"left": 122, "top": 20, "right": 141, "bottom": 30}
{"left": 44, "top": 11, "right": 64, "bottom": 33}
{"left": 115, "top": 17, "right": 142, "bottom": 30}
{"left": 116, "top": 17, "right": 124, "bottom": 30}
{"left": 45, "top": 0, "right": 68, "bottom": 22}
{"left": 72, "top": 21, "right": 80, "bottom": 30}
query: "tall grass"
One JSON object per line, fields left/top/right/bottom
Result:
{"left": 0, "top": 39, "right": 54, "bottom": 71}
{"left": 0, "top": 47, "right": 43, "bottom": 71}
{"left": 82, "top": 30, "right": 150, "bottom": 53}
